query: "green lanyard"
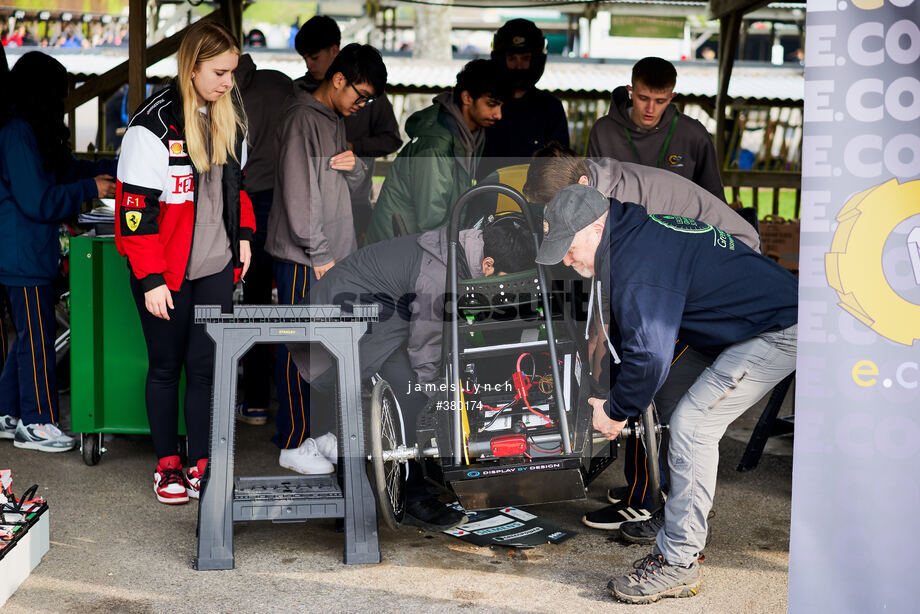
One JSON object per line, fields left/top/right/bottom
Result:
{"left": 624, "top": 111, "right": 679, "bottom": 168}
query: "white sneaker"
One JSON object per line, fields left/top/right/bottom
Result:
{"left": 314, "top": 432, "right": 337, "bottom": 465}
{"left": 0, "top": 415, "right": 19, "bottom": 440}
{"left": 13, "top": 422, "right": 76, "bottom": 452}
{"left": 279, "top": 438, "right": 334, "bottom": 474}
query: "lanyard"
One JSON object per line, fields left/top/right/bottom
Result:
{"left": 624, "top": 111, "right": 679, "bottom": 168}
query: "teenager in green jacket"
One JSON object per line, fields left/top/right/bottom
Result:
{"left": 366, "top": 59, "right": 509, "bottom": 243}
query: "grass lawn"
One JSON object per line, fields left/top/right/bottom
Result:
{"left": 727, "top": 187, "right": 799, "bottom": 221}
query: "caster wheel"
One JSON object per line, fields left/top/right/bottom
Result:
{"left": 81, "top": 432, "right": 102, "bottom": 466}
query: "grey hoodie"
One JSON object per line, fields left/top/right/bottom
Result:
{"left": 289, "top": 227, "right": 485, "bottom": 393}
{"left": 266, "top": 81, "right": 366, "bottom": 268}
{"left": 588, "top": 158, "right": 760, "bottom": 251}
{"left": 587, "top": 85, "right": 725, "bottom": 201}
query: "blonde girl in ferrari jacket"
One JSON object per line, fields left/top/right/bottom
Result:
{"left": 115, "top": 21, "right": 255, "bottom": 505}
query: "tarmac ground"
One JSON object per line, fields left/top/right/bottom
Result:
{"left": 0, "top": 388, "right": 794, "bottom": 614}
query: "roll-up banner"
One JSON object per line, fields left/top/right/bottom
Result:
{"left": 791, "top": 1, "right": 920, "bottom": 612}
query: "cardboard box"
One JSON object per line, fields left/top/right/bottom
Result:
{"left": 0, "top": 505, "right": 50, "bottom": 607}
{"left": 759, "top": 215, "right": 800, "bottom": 274}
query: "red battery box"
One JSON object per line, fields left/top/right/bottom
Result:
{"left": 490, "top": 434, "right": 527, "bottom": 457}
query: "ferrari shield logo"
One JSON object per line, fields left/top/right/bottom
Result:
{"left": 126, "top": 210, "right": 142, "bottom": 232}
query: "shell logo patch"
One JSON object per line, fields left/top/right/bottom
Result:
{"left": 168, "top": 140, "right": 186, "bottom": 157}
{"left": 125, "top": 210, "right": 142, "bottom": 232}
{"left": 826, "top": 178, "right": 920, "bottom": 346}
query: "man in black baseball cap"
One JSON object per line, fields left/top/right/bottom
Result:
{"left": 540, "top": 184, "right": 798, "bottom": 604}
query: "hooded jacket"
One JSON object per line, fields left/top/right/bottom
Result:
{"left": 266, "top": 81, "right": 366, "bottom": 268}
{"left": 477, "top": 88, "right": 569, "bottom": 180}
{"left": 587, "top": 158, "right": 759, "bottom": 251}
{"left": 366, "top": 92, "right": 485, "bottom": 243}
{"left": 294, "top": 73, "right": 402, "bottom": 205}
{"left": 587, "top": 86, "right": 725, "bottom": 201}
{"left": 289, "top": 227, "right": 485, "bottom": 393}
{"left": 597, "top": 199, "right": 797, "bottom": 421}
{"left": 0, "top": 118, "right": 116, "bottom": 286}
{"left": 115, "top": 85, "right": 255, "bottom": 292}
{"left": 234, "top": 54, "right": 293, "bottom": 196}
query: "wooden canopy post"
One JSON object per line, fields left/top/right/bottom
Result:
{"left": 220, "top": 0, "right": 243, "bottom": 48}
{"left": 714, "top": 10, "right": 741, "bottom": 168}
{"left": 128, "top": 0, "right": 147, "bottom": 116}
{"left": 65, "top": 11, "right": 222, "bottom": 113}
{"left": 709, "top": 0, "right": 772, "bottom": 167}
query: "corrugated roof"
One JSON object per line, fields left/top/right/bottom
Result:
{"left": 5, "top": 49, "right": 804, "bottom": 102}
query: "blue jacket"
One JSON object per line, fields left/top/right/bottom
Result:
{"left": 600, "top": 199, "right": 798, "bottom": 421}
{"left": 0, "top": 119, "right": 115, "bottom": 286}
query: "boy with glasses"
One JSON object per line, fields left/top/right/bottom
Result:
{"left": 294, "top": 16, "right": 402, "bottom": 242}
{"left": 266, "top": 43, "right": 387, "bottom": 473}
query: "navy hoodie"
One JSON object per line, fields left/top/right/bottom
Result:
{"left": 599, "top": 199, "right": 797, "bottom": 421}
{"left": 0, "top": 119, "right": 116, "bottom": 286}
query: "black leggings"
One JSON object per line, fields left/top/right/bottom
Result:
{"left": 130, "top": 264, "right": 233, "bottom": 463}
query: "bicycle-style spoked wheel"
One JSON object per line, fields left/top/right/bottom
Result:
{"left": 369, "top": 379, "right": 407, "bottom": 530}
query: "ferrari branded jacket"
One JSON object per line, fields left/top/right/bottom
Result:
{"left": 115, "top": 85, "right": 255, "bottom": 292}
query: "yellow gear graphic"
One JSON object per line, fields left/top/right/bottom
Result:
{"left": 826, "top": 178, "right": 920, "bottom": 346}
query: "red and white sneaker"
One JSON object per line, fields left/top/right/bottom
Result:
{"left": 185, "top": 458, "right": 207, "bottom": 499}
{"left": 154, "top": 455, "right": 189, "bottom": 504}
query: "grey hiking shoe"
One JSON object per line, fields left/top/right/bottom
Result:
{"left": 13, "top": 422, "right": 76, "bottom": 452}
{"left": 607, "top": 553, "right": 701, "bottom": 604}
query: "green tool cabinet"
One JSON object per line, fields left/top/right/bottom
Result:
{"left": 70, "top": 236, "right": 185, "bottom": 465}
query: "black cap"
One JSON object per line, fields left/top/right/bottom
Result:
{"left": 535, "top": 185, "right": 608, "bottom": 265}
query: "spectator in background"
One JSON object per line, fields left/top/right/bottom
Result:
{"left": 367, "top": 59, "right": 508, "bottom": 243}
{"left": 246, "top": 28, "right": 266, "bottom": 48}
{"left": 266, "top": 44, "right": 384, "bottom": 474}
{"left": 477, "top": 19, "right": 569, "bottom": 180}
{"left": 0, "top": 52, "right": 116, "bottom": 452}
{"left": 294, "top": 16, "right": 401, "bottom": 243}
{"left": 233, "top": 53, "right": 292, "bottom": 426}
{"left": 587, "top": 57, "right": 725, "bottom": 201}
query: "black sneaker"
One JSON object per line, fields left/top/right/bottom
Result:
{"left": 607, "top": 553, "right": 700, "bottom": 604}
{"left": 402, "top": 497, "right": 469, "bottom": 531}
{"left": 620, "top": 509, "right": 714, "bottom": 546}
{"left": 582, "top": 501, "right": 652, "bottom": 530}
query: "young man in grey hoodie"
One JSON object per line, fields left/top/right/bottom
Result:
{"left": 366, "top": 59, "right": 510, "bottom": 243}
{"left": 586, "top": 57, "right": 726, "bottom": 201}
{"left": 523, "top": 144, "right": 759, "bottom": 536}
{"left": 266, "top": 43, "right": 387, "bottom": 474}
{"left": 293, "top": 16, "right": 402, "bottom": 242}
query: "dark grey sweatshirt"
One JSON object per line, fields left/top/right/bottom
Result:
{"left": 587, "top": 86, "right": 726, "bottom": 201}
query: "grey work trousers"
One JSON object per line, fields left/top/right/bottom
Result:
{"left": 655, "top": 324, "right": 798, "bottom": 566}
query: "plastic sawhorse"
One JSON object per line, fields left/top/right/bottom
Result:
{"left": 192, "top": 304, "right": 381, "bottom": 569}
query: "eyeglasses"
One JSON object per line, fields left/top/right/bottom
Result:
{"left": 348, "top": 82, "right": 375, "bottom": 106}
